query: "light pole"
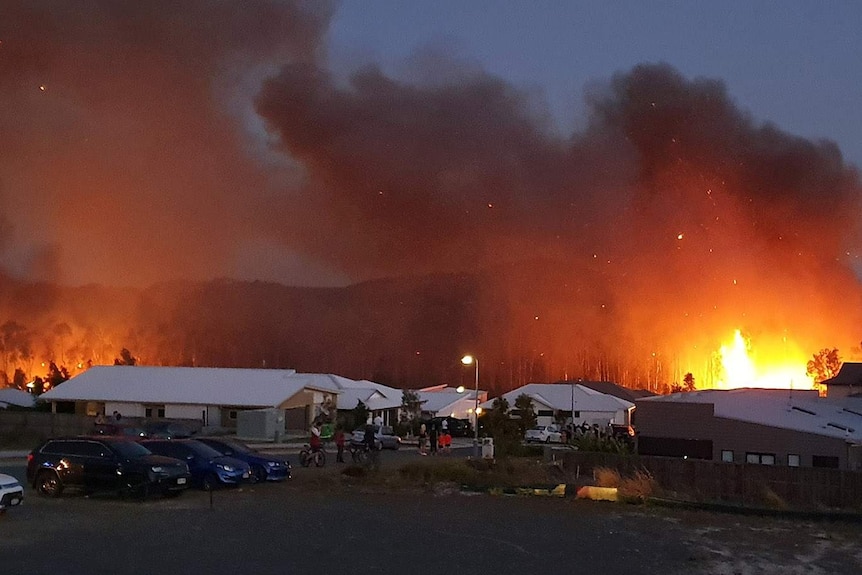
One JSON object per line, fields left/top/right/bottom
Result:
{"left": 461, "top": 355, "right": 480, "bottom": 458}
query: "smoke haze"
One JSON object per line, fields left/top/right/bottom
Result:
{"left": 1, "top": 2, "right": 860, "bottom": 389}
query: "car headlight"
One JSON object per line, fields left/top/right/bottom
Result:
{"left": 151, "top": 466, "right": 163, "bottom": 473}
{"left": 216, "top": 464, "right": 235, "bottom": 472}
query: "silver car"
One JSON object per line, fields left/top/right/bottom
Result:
{"left": 350, "top": 425, "right": 401, "bottom": 450}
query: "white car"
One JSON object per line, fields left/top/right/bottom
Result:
{"left": 0, "top": 473, "right": 24, "bottom": 513}
{"left": 524, "top": 425, "right": 563, "bottom": 443}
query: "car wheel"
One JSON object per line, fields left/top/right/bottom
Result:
{"left": 251, "top": 465, "right": 266, "bottom": 483}
{"left": 37, "top": 471, "right": 63, "bottom": 498}
{"left": 202, "top": 472, "right": 219, "bottom": 491}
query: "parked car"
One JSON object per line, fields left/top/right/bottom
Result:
{"left": 144, "top": 422, "right": 195, "bottom": 439}
{"left": 350, "top": 425, "right": 401, "bottom": 450}
{"left": 26, "top": 436, "right": 190, "bottom": 498}
{"left": 0, "top": 472, "right": 24, "bottom": 512}
{"left": 423, "top": 417, "right": 471, "bottom": 437}
{"left": 195, "top": 437, "right": 291, "bottom": 483}
{"left": 93, "top": 422, "right": 149, "bottom": 438}
{"left": 140, "top": 439, "right": 250, "bottom": 489}
{"left": 524, "top": 424, "right": 563, "bottom": 443}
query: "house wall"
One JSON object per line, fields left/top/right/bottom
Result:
{"left": 166, "top": 404, "right": 207, "bottom": 422}
{"left": 635, "top": 400, "right": 854, "bottom": 469}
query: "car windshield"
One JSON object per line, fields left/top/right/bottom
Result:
{"left": 214, "top": 439, "right": 252, "bottom": 454}
{"left": 110, "top": 441, "right": 152, "bottom": 459}
{"left": 185, "top": 441, "right": 224, "bottom": 458}
{"left": 530, "top": 426, "right": 545, "bottom": 431}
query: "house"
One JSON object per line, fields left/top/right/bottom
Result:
{"left": 38, "top": 366, "right": 345, "bottom": 430}
{"left": 482, "top": 382, "right": 634, "bottom": 427}
{"left": 333, "top": 378, "right": 404, "bottom": 426}
{"left": 822, "top": 362, "right": 862, "bottom": 398}
{"left": 416, "top": 385, "right": 488, "bottom": 420}
{"left": 0, "top": 387, "right": 36, "bottom": 409}
{"left": 635, "top": 388, "right": 862, "bottom": 470}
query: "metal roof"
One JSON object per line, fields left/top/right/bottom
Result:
{"left": 482, "top": 383, "right": 634, "bottom": 412}
{"left": 39, "top": 366, "right": 344, "bottom": 408}
{"left": 638, "top": 388, "right": 862, "bottom": 443}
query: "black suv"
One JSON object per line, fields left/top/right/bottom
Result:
{"left": 26, "top": 437, "right": 191, "bottom": 498}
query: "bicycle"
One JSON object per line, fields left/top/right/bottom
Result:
{"left": 298, "top": 445, "right": 326, "bottom": 467}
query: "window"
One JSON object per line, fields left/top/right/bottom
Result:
{"left": 787, "top": 454, "right": 800, "bottom": 467}
{"left": 228, "top": 410, "right": 238, "bottom": 420}
{"left": 812, "top": 455, "right": 839, "bottom": 469}
{"left": 746, "top": 452, "right": 776, "bottom": 465}
{"left": 145, "top": 405, "right": 166, "bottom": 418}
{"left": 537, "top": 410, "right": 553, "bottom": 417}
{"left": 573, "top": 411, "right": 580, "bottom": 418}
{"left": 721, "top": 450, "right": 734, "bottom": 463}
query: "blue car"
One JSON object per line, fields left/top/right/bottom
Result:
{"left": 196, "top": 437, "right": 291, "bottom": 483}
{"left": 141, "top": 439, "right": 250, "bottom": 490}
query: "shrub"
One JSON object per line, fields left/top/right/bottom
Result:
{"left": 594, "top": 466, "right": 621, "bottom": 488}
{"left": 618, "top": 469, "right": 658, "bottom": 503}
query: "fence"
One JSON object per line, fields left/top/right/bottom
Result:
{"left": 557, "top": 450, "right": 862, "bottom": 510}
{"left": 0, "top": 411, "right": 96, "bottom": 445}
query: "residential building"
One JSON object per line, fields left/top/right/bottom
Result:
{"left": 482, "top": 382, "right": 634, "bottom": 427}
{"left": 635, "top": 388, "right": 862, "bottom": 470}
{"left": 39, "top": 365, "right": 346, "bottom": 430}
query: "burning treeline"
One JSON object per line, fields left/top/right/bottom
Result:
{"left": 1, "top": 3, "right": 861, "bottom": 394}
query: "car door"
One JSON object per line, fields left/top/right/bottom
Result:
{"left": 78, "top": 440, "right": 119, "bottom": 490}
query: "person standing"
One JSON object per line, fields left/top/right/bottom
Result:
{"left": 334, "top": 427, "right": 346, "bottom": 463}
{"left": 310, "top": 420, "right": 322, "bottom": 452}
{"left": 418, "top": 422, "right": 427, "bottom": 455}
{"left": 429, "top": 423, "right": 438, "bottom": 456}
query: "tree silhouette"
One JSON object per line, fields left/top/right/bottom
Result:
{"left": 114, "top": 348, "right": 138, "bottom": 366}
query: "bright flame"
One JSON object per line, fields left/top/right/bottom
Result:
{"left": 716, "top": 329, "right": 813, "bottom": 390}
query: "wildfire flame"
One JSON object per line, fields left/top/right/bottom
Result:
{"left": 716, "top": 329, "right": 813, "bottom": 390}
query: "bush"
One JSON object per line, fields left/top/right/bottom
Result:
{"left": 618, "top": 469, "right": 658, "bottom": 503}
{"left": 594, "top": 466, "right": 621, "bottom": 488}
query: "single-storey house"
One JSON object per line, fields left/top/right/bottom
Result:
{"left": 635, "top": 388, "right": 862, "bottom": 470}
{"left": 39, "top": 366, "right": 346, "bottom": 431}
{"left": 482, "top": 382, "right": 634, "bottom": 427}
{"left": 0, "top": 387, "right": 36, "bottom": 409}
{"left": 334, "top": 378, "right": 404, "bottom": 426}
{"left": 417, "top": 385, "right": 488, "bottom": 420}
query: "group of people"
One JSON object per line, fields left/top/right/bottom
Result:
{"left": 309, "top": 419, "right": 375, "bottom": 464}
{"left": 417, "top": 421, "right": 452, "bottom": 456}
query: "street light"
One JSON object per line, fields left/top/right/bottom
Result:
{"left": 461, "top": 354, "right": 480, "bottom": 458}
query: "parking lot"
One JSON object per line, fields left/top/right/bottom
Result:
{"left": 4, "top": 451, "right": 862, "bottom": 575}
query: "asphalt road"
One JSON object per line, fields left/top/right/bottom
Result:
{"left": 4, "top": 456, "right": 862, "bottom": 575}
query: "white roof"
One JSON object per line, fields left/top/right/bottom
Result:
{"left": 483, "top": 383, "right": 634, "bottom": 412}
{"left": 0, "top": 388, "right": 36, "bottom": 408}
{"left": 40, "top": 366, "right": 343, "bottom": 408}
{"left": 639, "top": 388, "right": 862, "bottom": 443}
{"left": 418, "top": 390, "right": 477, "bottom": 413}
{"left": 336, "top": 385, "right": 402, "bottom": 411}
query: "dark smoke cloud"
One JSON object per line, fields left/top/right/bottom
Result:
{"left": 256, "top": 60, "right": 862, "bottom": 365}
{"left": 0, "top": 0, "right": 334, "bottom": 286}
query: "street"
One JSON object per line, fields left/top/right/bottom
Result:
{"left": 3, "top": 456, "right": 862, "bottom": 575}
